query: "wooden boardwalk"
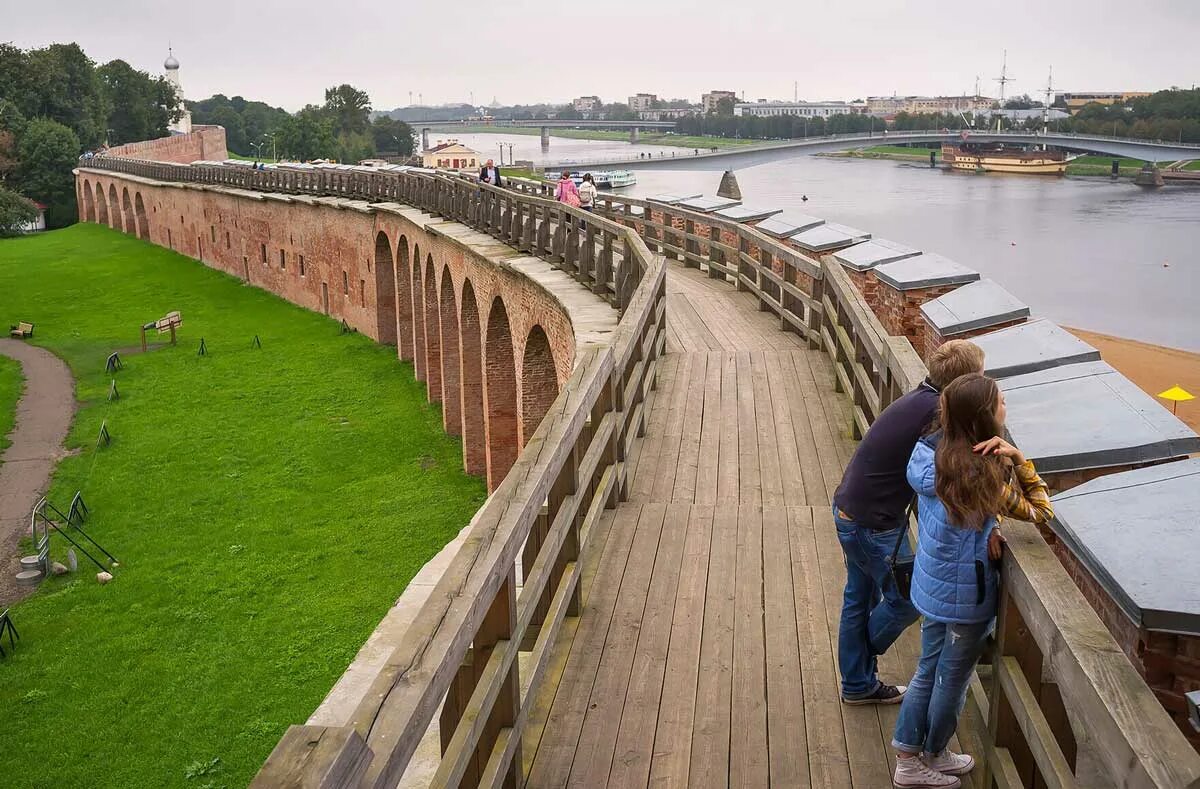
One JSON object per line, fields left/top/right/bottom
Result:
{"left": 522, "top": 268, "right": 946, "bottom": 788}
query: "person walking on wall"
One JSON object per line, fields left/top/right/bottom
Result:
{"left": 554, "top": 171, "right": 581, "bottom": 207}
{"left": 832, "top": 339, "right": 986, "bottom": 706}
{"left": 890, "top": 373, "right": 1053, "bottom": 788}
{"left": 479, "top": 158, "right": 502, "bottom": 187}
{"left": 577, "top": 173, "right": 598, "bottom": 212}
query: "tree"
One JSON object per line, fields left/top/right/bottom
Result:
{"left": 0, "top": 184, "right": 38, "bottom": 237}
{"left": 277, "top": 106, "right": 336, "bottom": 161}
{"left": 97, "top": 59, "right": 178, "bottom": 145}
{"left": 323, "top": 84, "right": 371, "bottom": 136}
{"left": 210, "top": 105, "right": 247, "bottom": 153}
{"left": 370, "top": 115, "right": 414, "bottom": 155}
{"left": 15, "top": 118, "right": 79, "bottom": 228}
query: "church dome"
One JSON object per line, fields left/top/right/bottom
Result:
{"left": 164, "top": 49, "right": 179, "bottom": 70}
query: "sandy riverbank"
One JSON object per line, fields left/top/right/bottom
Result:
{"left": 1065, "top": 328, "right": 1200, "bottom": 433}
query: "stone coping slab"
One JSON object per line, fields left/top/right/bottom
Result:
{"left": 999, "top": 361, "right": 1200, "bottom": 473}
{"left": 677, "top": 195, "right": 742, "bottom": 213}
{"left": 788, "top": 221, "right": 870, "bottom": 251}
{"left": 713, "top": 204, "right": 782, "bottom": 222}
{"left": 755, "top": 212, "right": 826, "bottom": 239}
{"left": 832, "top": 238, "right": 923, "bottom": 271}
{"left": 920, "top": 278, "right": 1030, "bottom": 335}
{"left": 973, "top": 318, "right": 1100, "bottom": 379}
{"left": 1050, "top": 458, "right": 1200, "bottom": 634}
{"left": 645, "top": 192, "right": 703, "bottom": 205}
{"left": 874, "top": 252, "right": 979, "bottom": 291}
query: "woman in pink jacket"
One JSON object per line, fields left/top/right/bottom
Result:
{"left": 554, "top": 171, "right": 581, "bottom": 207}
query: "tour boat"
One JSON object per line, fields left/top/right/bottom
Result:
{"left": 542, "top": 170, "right": 638, "bottom": 189}
{"left": 940, "top": 142, "right": 1076, "bottom": 175}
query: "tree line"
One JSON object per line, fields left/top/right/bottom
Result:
{"left": 0, "top": 42, "right": 179, "bottom": 232}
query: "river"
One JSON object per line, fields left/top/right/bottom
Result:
{"left": 447, "top": 131, "right": 1200, "bottom": 351}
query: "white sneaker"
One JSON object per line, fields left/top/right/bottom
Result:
{"left": 923, "top": 750, "right": 975, "bottom": 776}
{"left": 893, "top": 755, "right": 962, "bottom": 788}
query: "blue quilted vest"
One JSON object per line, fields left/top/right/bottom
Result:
{"left": 907, "top": 434, "right": 999, "bottom": 624}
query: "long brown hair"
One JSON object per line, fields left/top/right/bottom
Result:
{"left": 934, "top": 373, "right": 1007, "bottom": 530}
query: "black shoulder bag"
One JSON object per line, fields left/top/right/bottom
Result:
{"left": 888, "top": 498, "right": 918, "bottom": 600}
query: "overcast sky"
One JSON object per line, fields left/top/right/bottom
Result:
{"left": 9, "top": 0, "right": 1199, "bottom": 111}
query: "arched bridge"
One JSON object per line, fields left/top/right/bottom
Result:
{"left": 76, "top": 149, "right": 1200, "bottom": 789}
{"left": 546, "top": 130, "right": 1200, "bottom": 169}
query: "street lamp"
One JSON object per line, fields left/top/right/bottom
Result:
{"left": 250, "top": 141, "right": 265, "bottom": 160}
{"left": 498, "top": 142, "right": 505, "bottom": 166}
{"left": 263, "top": 133, "right": 277, "bottom": 162}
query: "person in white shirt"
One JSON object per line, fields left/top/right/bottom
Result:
{"left": 577, "top": 173, "right": 598, "bottom": 211}
{"left": 479, "top": 159, "right": 502, "bottom": 186}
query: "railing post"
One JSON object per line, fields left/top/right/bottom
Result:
{"left": 580, "top": 223, "right": 597, "bottom": 290}
{"left": 478, "top": 571, "right": 521, "bottom": 789}
{"left": 708, "top": 223, "right": 722, "bottom": 277}
{"left": 808, "top": 268, "right": 825, "bottom": 351}
{"left": 683, "top": 216, "right": 699, "bottom": 269}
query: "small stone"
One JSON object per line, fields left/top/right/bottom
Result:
{"left": 50, "top": 561, "right": 69, "bottom": 576}
{"left": 96, "top": 571, "right": 113, "bottom": 585}
{"left": 67, "top": 548, "right": 78, "bottom": 572}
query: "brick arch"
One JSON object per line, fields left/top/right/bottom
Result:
{"left": 411, "top": 244, "right": 426, "bottom": 381}
{"left": 394, "top": 235, "right": 413, "bottom": 361}
{"left": 484, "top": 296, "right": 518, "bottom": 491}
{"left": 423, "top": 254, "right": 442, "bottom": 403}
{"left": 439, "top": 266, "right": 461, "bottom": 436}
{"left": 107, "top": 184, "right": 120, "bottom": 230}
{"left": 94, "top": 182, "right": 108, "bottom": 225}
{"left": 459, "top": 279, "right": 486, "bottom": 476}
{"left": 373, "top": 231, "right": 397, "bottom": 346}
{"left": 82, "top": 179, "right": 95, "bottom": 222}
{"left": 521, "top": 325, "right": 559, "bottom": 446}
{"left": 121, "top": 188, "right": 135, "bottom": 235}
{"left": 134, "top": 193, "right": 149, "bottom": 239}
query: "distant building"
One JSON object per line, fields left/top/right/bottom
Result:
{"left": 421, "top": 140, "right": 481, "bottom": 170}
{"left": 702, "top": 90, "right": 738, "bottom": 114}
{"left": 18, "top": 202, "right": 46, "bottom": 233}
{"left": 733, "top": 100, "right": 866, "bottom": 118}
{"left": 866, "top": 95, "right": 995, "bottom": 117}
{"left": 628, "top": 93, "right": 657, "bottom": 112}
{"left": 637, "top": 107, "right": 694, "bottom": 121}
{"left": 1055, "top": 91, "right": 1152, "bottom": 114}
{"left": 573, "top": 95, "right": 601, "bottom": 113}
{"left": 163, "top": 47, "right": 192, "bottom": 135}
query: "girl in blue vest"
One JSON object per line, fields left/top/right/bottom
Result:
{"left": 892, "top": 373, "right": 1053, "bottom": 789}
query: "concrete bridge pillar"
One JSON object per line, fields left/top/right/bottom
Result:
{"left": 717, "top": 170, "right": 742, "bottom": 200}
{"left": 630, "top": 126, "right": 640, "bottom": 144}
{"left": 1134, "top": 162, "right": 1164, "bottom": 188}
{"left": 421, "top": 128, "right": 430, "bottom": 152}
{"left": 540, "top": 126, "right": 550, "bottom": 150}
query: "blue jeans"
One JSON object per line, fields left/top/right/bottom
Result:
{"left": 834, "top": 506, "right": 920, "bottom": 698}
{"left": 892, "top": 617, "right": 991, "bottom": 754}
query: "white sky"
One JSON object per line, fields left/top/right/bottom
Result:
{"left": 7, "top": 0, "right": 1200, "bottom": 112}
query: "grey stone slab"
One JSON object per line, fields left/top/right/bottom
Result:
{"left": 832, "top": 238, "right": 922, "bottom": 271}
{"left": 1050, "top": 458, "right": 1200, "bottom": 634}
{"left": 677, "top": 195, "right": 742, "bottom": 213}
{"left": 972, "top": 318, "right": 1101, "bottom": 379}
{"left": 999, "top": 361, "right": 1200, "bottom": 473}
{"left": 874, "top": 253, "right": 980, "bottom": 291}
{"left": 788, "top": 221, "right": 871, "bottom": 251}
{"left": 920, "top": 278, "right": 1030, "bottom": 336}
{"left": 755, "top": 212, "right": 826, "bottom": 239}
{"left": 713, "top": 204, "right": 782, "bottom": 222}
{"left": 645, "top": 193, "right": 703, "bottom": 205}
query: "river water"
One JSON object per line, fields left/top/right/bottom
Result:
{"left": 448, "top": 131, "right": 1200, "bottom": 351}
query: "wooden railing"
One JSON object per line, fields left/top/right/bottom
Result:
{"left": 83, "top": 159, "right": 1200, "bottom": 787}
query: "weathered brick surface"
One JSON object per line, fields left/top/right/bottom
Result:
{"left": 843, "top": 265, "right": 881, "bottom": 312}
{"left": 80, "top": 171, "right": 578, "bottom": 492}
{"left": 924, "top": 317, "right": 1028, "bottom": 362}
{"left": 105, "top": 125, "right": 228, "bottom": 164}
{"left": 1049, "top": 537, "right": 1200, "bottom": 751}
{"left": 874, "top": 281, "right": 963, "bottom": 355}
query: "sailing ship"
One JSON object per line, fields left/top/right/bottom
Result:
{"left": 941, "top": 140, "right": 1075, "bottom": 175}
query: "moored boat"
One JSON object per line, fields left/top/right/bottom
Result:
{"left": 941, "top": 141, "right": 1076, "bottom": 175}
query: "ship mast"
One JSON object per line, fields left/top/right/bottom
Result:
{"left": 1042, "top": 66, "right": 1054, "bottom": 139}
{"left": 994, "top": 50, "right": 1014, "bottom": 132}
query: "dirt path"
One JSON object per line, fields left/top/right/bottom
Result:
{"left": 0, "top": 339, "right": 75, "bottom": 607}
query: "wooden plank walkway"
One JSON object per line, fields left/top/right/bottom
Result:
{"left": 523, "top": 267, "right": 960, "bottom": 788}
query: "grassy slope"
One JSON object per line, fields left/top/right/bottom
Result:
{"left": 0, "top": 355, "right": 21, "bottom": 458}
{"left": 0, "top": 224, "right": 486, "bottom": 787}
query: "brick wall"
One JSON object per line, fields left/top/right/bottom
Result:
{"left": 874, "top": 281, "right": 962, "bottom": 356}
{"left": 106, "top": 125, "right": 228, "bottom": 164}
{"left": 1048, "top": 535, "right": 1200, "bottom": 751}
{"left": 924, "top": 316, "right": 1028, "bottom": 362}
{"left": 78, "top": 170, "right": 578, "bottom": 492}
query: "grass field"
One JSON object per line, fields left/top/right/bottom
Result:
{"left": 0, "top": 355, "right": 22, "bottom": 460}
{"left": 0, "top": 224, "right": 486, "bottom": 787}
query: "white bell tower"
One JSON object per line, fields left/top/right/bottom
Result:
{"left": 164, "top": 48, "right": 192, "bottom": 134}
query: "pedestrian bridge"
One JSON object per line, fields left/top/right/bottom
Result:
{"left": 78, "top": 155, "right": 1200, "bottom": 788}
{"left": 545, "top": 130, "right": 1200, "bottom": 169}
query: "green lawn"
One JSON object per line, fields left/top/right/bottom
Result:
{"left": 0, "top": 354, "right": 22, "bottom": 459}
{"left": 0, "top": 224, "right": 486, "bottom": 787}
